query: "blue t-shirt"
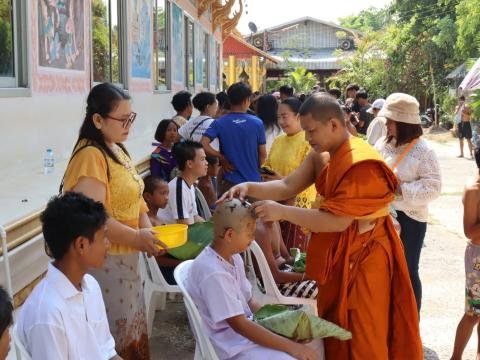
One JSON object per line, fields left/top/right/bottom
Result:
{"left": 204, "top": 112, "right": 266, "bottom": 184}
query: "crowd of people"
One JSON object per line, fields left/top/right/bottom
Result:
{"left": 4, "top": 79, "right": 480, "bottom": 360}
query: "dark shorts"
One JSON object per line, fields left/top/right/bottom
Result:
{"left": 459, "top": 121, "right": 472, "bottom": 139}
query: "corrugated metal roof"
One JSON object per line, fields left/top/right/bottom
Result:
{"left": 266, "top": 49, "right": 354, "bottom": 70}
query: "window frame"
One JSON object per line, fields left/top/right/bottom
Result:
{"left": 202, "top": 31, "right": 209, "bottom": 89}
{"left": 91, "top": 0, "right": 126, "bottom": 88}
{"left": 153, "top": 0, "right": 171, "bottom": 91}
{"left": 0, "top": 0, "right": 28, "bottom": 89}
{"left": 184, "top": 15, "right": 194, "bottom": 90}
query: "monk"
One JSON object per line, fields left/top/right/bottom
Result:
{"left": 220, "top": 93, "right": 422, "bottom": 359}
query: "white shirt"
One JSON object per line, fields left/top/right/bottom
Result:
{"left": 186, "top": 246, "right": 257, "bottom": 359}
{"left": 158, "top": 177, "right": 198, "bottom": 224}
{"left": 178, "top": 115, "right": 219, "bottom": 151}
{"left": 366, "top": 116, "right": 387, "bottom": 146}
{"left": 375, "top": 137, "right": 442, "bottom": 222}
{"left": 265, "top": 126, "right": 283, "bottom": 154}
{"left": 16, "top": 263, "right": 116, "bottom": 360}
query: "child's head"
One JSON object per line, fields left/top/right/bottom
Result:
{"left": 171, "top": 90, "right": 193, "bottom": 118}
{"left": 41, "top": 192, "right": 109, "bottom": 268}
{"left": 0, "top": 287, "right": 12, "bottom": 360}
{"left": 172, "top": 140, "right": 208, "bottom": 178}
{"left": 143, "top": 175, "right": 169, "bottom": 209}
{"left": 213, "top": 199, "right": 256, "bottom": 253}
{"left": 155, "top": 119, "right": 179, "bottom": 145}
{"left": 193, "top": 92, "right": 218, "bottom": 117}
{"left": 206, "top": 156, "right": 220, "bottom": 178}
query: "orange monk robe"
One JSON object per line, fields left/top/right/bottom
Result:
{"left": 306, "top": 137, "right": 422, "bottom": 359}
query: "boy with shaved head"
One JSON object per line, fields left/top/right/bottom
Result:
{"left": 221, "top": 93, "right": 422, "bottom": 359}
{"left": 185, "top": 199, "right": 320, "bottom": 360}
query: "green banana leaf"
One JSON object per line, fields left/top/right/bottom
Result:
{"left": 293, "top": 252, "right": 306, "bottom": 273}
{"left": 253, "top": 304, "right": 352, "bottom": 341}
{"left": 167, "top": 221, "right": 213, "bottom": 260}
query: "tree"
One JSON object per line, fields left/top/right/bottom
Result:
{"left": 455, "top": 0, "right": 480, "bottom": 58}
{"left": 338, "top": 6, "right": 390, "bottom": 32}
{"left": 285, "top": 67, "right": 317, "bottom": 94}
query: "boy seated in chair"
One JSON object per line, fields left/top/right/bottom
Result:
{"left": 185, "top": 198, "right": 320, "bottom": 360}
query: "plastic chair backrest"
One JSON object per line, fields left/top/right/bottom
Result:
{"left": 144, "top": 253, "right": 180, "bottom": 293}
{"left": 249, "top": 240, "right": 285, "bottom": 299}
{"left": 11, "top": 324, "right": 32, "bottom": 360}
{"left": 174, "top": 261, "right": 219, "bottom": 360}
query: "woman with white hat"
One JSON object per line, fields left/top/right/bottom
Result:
{"left": 375, "top": 93, "right": 442, "bottom": 313}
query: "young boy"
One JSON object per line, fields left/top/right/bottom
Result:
{"left": 159, "top": 140, "right": 208, "bottom": 225}
{"left": 16, "top": 192, "right": 121, "bottom": 360}
{"left": 143, "top": 175, "right": 169, "bottom": 226}
{"left": 0, "top": 287, "right": 13, "bottom": 360}
{"left": 451, "top": 151, "right": 480, "bottom": 360}
{"left": 171, "top": 90, "right": 193, "bottom": 128}
{"left": 186, "top": 198, "right": 320, "bottom": 360}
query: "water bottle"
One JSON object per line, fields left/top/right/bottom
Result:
{"left": 43, "top": 149, "right": 54, "bottom": 174}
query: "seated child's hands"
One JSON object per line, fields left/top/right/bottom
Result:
{"left": 287, "top": 342, "right": 321, "bottom": 360}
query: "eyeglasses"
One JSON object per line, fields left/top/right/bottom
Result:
{"left": 106, "top": 112, "right": 137, "bottom": 128}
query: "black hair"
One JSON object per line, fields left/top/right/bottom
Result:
{"left": 281, "top": 97, "right": 302, "bottom": 114}
{"left": 143, "top": 175, "right": 167, "bottom": 194}
{"left": 346, "top": 84, "right": 360, "bottom": 92}
{"left": 298, "top": 94, "right": 307, "bottom": 103}
{"left": 279, "top": 85, "right": 294, "bottom": 97}
{"left": 206, "top": 156, "right": 219, "bottom": 166}
{"left": 386, "top": 122, "right": 423, "bottom": 147}
{"left": 227, "top": 82, "right": 253, "bottom": 106}
{"left": 0, "top": 287, "right": 13, "bottom": 336}
{"left": 171, "top": 91, "right": 192, "bottom": 112}
{"left": 460, "top": 95, "right": 466, "bottom": 101}
{"left": 256, "top": 94, "right": 280, "bottom": 131}
{"left": 172, "top": 140, "right": 204, "bottom": 171}
{"left": 299, "top": 93, "right": 345, "bottom": 125}
{"left": 41, "top": 192, "right": 108, "bottom": 260}
{"left": 475, "top": 148, "right": 480, "bottom": 170}
{"left": 154, "top": 119, "right": 178, "bottom": 143}
{"left": 192, "top": 92, "right": 217, "bottom": 112}
{"left": 328, "top": 88, "right": 342, "bottom": 99}
{"left": 355, "top": 90, "right": 368, "bottom": 100}
{"left": 216, "top": 91, "right": 231, "bottom": 110}
{"left": 75, "top": 82, "right": 131, "bottom": 165}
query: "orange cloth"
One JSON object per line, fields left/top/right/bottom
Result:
{"left": 306, "top": 137, "right": 422, "bottom": 359}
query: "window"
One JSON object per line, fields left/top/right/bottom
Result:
{"left": 92, "top": 0, "right": 124, "bottom": 84}
{"left": 202, "top": 32, "right": 209, "bottom": 89}
{"left": 0, "top": 0, "right": 26, "bottom": 88}
{"left": 154, "top": 0, "right": 170, "bottom": 89}
{"left": 184, "top": 17, "right": 194, "bottom": 89}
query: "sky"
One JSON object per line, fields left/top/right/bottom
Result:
{"left": 237, "top": 0, "right": 392, "bottom": 34}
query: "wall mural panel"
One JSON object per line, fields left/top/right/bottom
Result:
{"left": 172, "top": 3, "right": 184, "bottom": 85}
{"left": 131, "top": 0, "right": 152, "bottom": 78}
{"left": 37, "top": 0, "right": 84, "bottom": 70}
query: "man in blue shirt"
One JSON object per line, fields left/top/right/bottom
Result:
{"left": 202, "top": 82, "right": 266, "bottom": 193}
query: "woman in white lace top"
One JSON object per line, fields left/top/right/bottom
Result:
{"left": 375, "top": 93, "right": 442, "bottom": 313}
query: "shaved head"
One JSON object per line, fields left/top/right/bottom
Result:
{"left": 213, "top": 199, "right": 256, "bottom": 238}
{"left": 299, "top": 93, "right": 345, "bottom": 126}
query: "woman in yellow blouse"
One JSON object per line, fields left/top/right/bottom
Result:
{"left": 61, "top": 83, "right": 166, "bottom": 360}
{"left": 263, "top": 97, "right": 317, "bottom": 251}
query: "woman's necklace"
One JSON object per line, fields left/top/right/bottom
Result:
{"left": 112, "top": 145, "right": 144, "bottom": 198}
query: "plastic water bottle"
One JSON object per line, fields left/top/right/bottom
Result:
{"left": 43, "top": 149, "right": 54, "bottom": 174}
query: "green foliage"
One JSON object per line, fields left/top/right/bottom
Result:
{"left": 471, "top": 89, "right": 480, "bottom": 120}
{"left": 285, "top": 67, "right": 317, "bottom": 94}
{"left": 455, "top": 0, "right": 480, "bottom": 58}
{"left": 0, "top": 17, "right": 13, "bottom": 75}
{"left": 338, "top": 6, "right": 390, "bottom": 32}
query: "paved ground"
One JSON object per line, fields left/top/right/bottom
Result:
{"left": 150, "top": 132, "right": 480, "bottom": 359}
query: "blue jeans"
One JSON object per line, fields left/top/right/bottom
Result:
{"left": 397, "top": 211, "right": 427, "bottom": 312}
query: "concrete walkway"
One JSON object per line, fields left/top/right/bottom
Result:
{"left": 149, "top": 134, "right": 479, "bottom": 359}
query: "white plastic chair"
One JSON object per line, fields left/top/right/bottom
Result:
{"left": 247, "top": 241, "right": 317, "bottom": 315}
{"left": 140, "top": 253, "right": 180, "bottom": 337}
{"left": 11, "top": 324, "right": 31, "bottom": 360}
{"left": 174, "top": 261, "right": 219, "bottom": 360}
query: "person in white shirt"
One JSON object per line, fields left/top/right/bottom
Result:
{"left": 186, "top": 199, "right": 321, "bottom": 360}
{"left": 159, "top": 140, "right": 208, "bottom": 225}
{"left": 366, "top": 98, "right": 387, "bottom": 146}
{"left": 178, "top": 91, "right": 219, "bottom": 151}
{"left": 16, "top": 192, "right": 121, "bottom": 360}
{"left": 375, "top": 93, "right": 441, "bottom": 313}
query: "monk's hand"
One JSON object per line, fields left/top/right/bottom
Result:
{"left": 287, "top": 342, "right": 320, "bottom": 360}
{"left": 217, "top": 183, "right": 250, "bottom": 204}
{"left": 251, "top": 200, "right": 285, "bottom": 222}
